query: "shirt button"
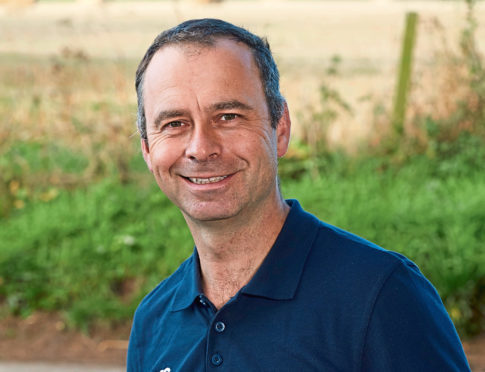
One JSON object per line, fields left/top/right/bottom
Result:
{"left": 199, "top": 295, "right": 207, "bottom": 306}
{"left": 214, "top": 321, "right": 225, "bottom": 333}
{"left": 211, "top": 353, "right": 223, "bottom": 366}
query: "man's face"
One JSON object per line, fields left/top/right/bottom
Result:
{"left": 141, "top": 39, "right": 290, "bottom": 224}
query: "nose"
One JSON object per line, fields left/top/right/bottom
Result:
{"left": 185, "top": 123, "right": 222, "bottom": 162}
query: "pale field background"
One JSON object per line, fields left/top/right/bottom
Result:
{"left": 1, "top": 0, "right": 484, "bottom": 148}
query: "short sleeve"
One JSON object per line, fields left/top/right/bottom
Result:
{"left": 361, "top": 260, "right": 471, "bottom": 371}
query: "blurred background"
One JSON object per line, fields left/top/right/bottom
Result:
{"left": 0, "top": 0, "right": 484, "bottom": 368}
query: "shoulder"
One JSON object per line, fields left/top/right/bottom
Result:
{"left": 303, "top": 218, "right": 469, "bottom": 370}
{"left": 359, "top": 249, "right": 470, "bottom": 370}
{"left": 285, "top": 200, "right": 413, "bottom": 284}
{"left": 289, "top": 204, "right": 419, "bottom": 306}
{"left": 127, "top": 254, "right": 198, "bottom": 371}
{"left": 127, "top": 255, "right": 194, "bottom": 371}
{"left": 294, "top": 211, "right": 424, "bottom": 324}
{"left": 299, "top": 215, "right": 437, "bottom": 335}
{"left": 132, "top": 255, "right": 193, "bottom": 326}
{"left": 309, "top": 218, "right": 416, "bottom": 281}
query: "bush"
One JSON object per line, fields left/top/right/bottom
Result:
{"left": 0, "top": 177, "right": 193, "bottom": 329}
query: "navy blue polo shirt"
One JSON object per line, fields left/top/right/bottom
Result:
{"left": 127, "top": 200, "right": 470, "bottom": 371}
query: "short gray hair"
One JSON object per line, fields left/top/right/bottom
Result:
{"left": 135, "top": 18, "right": 285, "bottom": 143}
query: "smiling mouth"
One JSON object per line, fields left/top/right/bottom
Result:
{"left": 187, "top": 176, "right": 229, "bottom": 185}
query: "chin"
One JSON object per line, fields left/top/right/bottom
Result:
{"left": 181, "top": 201, "right": 242, "bottom": 223}
{"left": 185, "top": 209, "right": 239, "bottom": 223}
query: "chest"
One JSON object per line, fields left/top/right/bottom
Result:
{"left": 139, "top": 294, "right": 367, "bottom": 372}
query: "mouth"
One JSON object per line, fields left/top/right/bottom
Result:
{"left": 185, "top": 175, "right": 229, "bottom": 185}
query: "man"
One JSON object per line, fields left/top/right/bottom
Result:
{"left": 128, "top": 18, "right": 470, "bottom": 371}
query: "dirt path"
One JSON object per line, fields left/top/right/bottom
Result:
{"left": 0, "top": 313, "right": 128, "bottom": 365}
{"left": 0, "top": 362, "right": 124, "bottom": 372}
{"left": 464, "top": 334, "right": 485, "bottom": 371}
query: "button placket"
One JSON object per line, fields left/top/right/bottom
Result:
{"left": 206, "top": 305, "right": 232, "bottom": 368}
{"left": 208, "top": 321, "right": 225, "bottom": 366}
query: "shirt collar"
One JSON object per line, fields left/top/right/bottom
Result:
{"left": 170, "top": 248, "right": 203, "bottom": 312}
{"left": 241, "top": 199, "right": 320, "bottom": 300}
{"left": 170, "top": 199, "right": 321, "bottom": 311}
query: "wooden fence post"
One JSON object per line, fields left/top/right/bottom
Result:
{"left": 392, "top": 12, "right": 418, "bottom": 137}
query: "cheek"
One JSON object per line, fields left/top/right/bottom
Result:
{"left": 247, "top": 130, "right": 278, "bottom": 159}
{"left": 149, "top": 138, "right": 183, "bottom": 174}
{"left": 236, "top": 131, "right": 278, "bottom": 171}
{"left": 231, "top": 124, "right": 275, "bottom": 151}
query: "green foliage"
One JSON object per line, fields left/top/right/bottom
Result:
{"left": 0, "top": 177, "right": 193, "bottom": 329}
{"left": 0, "top": 53, "right": 137, "bottom": 217}
{"left": 1, "top": 138, "right": 484, "bottom": 336}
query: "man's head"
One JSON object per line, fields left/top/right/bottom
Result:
{"left": 137, "top": 19, "right": 291, "bottom": 224}
{"left": 135, "top": 18, "right": 285, "bottom": 143}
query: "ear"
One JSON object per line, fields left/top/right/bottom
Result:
{"left": 141, "top": 139, "right": 153, "bottom": 173}
{"left": 276, "top": 101, "right": 291, "bottom": 158}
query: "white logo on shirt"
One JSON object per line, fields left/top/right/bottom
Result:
{"left": 160, "top": 368, "right": 171, "bottom": 372}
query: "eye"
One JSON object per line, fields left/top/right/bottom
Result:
{"left": 220, "top": 113, "right": 238, "bottom": 121}
{"left": 163, "top": 121, "right": 184, "bottom": 130}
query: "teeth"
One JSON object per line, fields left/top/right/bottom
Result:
{"left": 188, "top": 176, "right": 228, "bottom": 184}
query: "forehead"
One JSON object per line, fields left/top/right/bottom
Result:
{"left": 142, "top": 39, "right": 264, "bottom": 105}
{"left": 148, "top": 37, "right": 258, "bottom": 72}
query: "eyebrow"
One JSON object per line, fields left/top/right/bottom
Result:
{"left": 152, "top": 100, "right": 254, "bottom": 128}
{"left": 153, "top": 109, "right": 188, "bottom": 128}
{"left": 210, "top": 100, "right": 254, "bottom": 112}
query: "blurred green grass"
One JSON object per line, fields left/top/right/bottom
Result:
{"left": 0, "top": 140, "right": 484, "bottom": 335}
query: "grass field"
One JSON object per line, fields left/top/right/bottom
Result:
{"left": 1, "top": 0, "right": 484, "bottom": 339}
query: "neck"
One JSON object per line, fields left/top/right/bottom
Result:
{"left": 185, "top": 195, "right": 289, "bottom": 309}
